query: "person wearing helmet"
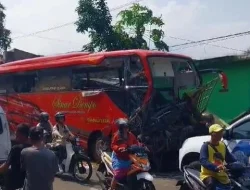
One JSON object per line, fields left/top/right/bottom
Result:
{"left": 52, "top": 112, "right": 74, "bottom": 142}
{"left": 51, "top": 112, "right": 75, "bottom": 173}
{"left": 109, "top": 118, "right": 139, "bottom": 190}
{"left": 37, "top": 112, "right": 53, "bottom": 143}
{"left": 200, "top": 124, "right": 237, "bottom": 190}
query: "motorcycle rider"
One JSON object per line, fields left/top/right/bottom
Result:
{"left": 200, "top": 124, "right": 237, "bottom": 190}
{"left": 51, "top": 112, "right": 75, "bottom": 172}
{"left": 37, "top": 112, "right": 53, "bottom": 143}
{"left": 109, "top": 118, "right": 139, "bottom": 190}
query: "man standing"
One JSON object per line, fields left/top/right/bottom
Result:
{"left": 0, "top": 123, "right": 30, "bottom": 190}
{"left": 200, "top": 124, "right": 236, "bottom": 190}
{"left": 21, "top": 127, "right": 58, "bottom": 190}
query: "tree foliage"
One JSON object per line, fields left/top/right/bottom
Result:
{"left": 75, "top": 0, "right": 168, "bottom": 52}
{"left": 115, "top": 3, "right": 168, "bottom": 51}
{"left": 0, "top": 3, "right": 11, "bottom": 52}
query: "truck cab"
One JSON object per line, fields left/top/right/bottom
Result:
{"left": 179, "top": 114, "right": 250, "bottom": 171}
{"left": 0, "top": 106, "right": 11, "bottom": 163}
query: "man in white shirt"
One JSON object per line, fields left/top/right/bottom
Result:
{"left": 51, "top": 112, "right": 75, "bottom": 173}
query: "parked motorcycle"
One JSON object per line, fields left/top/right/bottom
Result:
{"left": 96, "top": 145, "right": 155, "bottom": 190}
{"left": 176, "top": 162, "right": 250, "bottom": 190}
{"left": 48, "top": 137, "right": 93, "bottom": 182}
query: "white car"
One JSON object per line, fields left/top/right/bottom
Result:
{"left": 179, "top": 114, "right": 250, "bottom": 171}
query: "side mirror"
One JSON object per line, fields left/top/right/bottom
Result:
{"left": 223, "top": 130, "right": 230, "bottom": 140}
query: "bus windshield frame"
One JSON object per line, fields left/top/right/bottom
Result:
{"left": 147, "top": 56, "right": 201, "bottom": 100}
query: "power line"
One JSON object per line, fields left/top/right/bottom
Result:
{"left": 12, "top": 30, "right": 81, "bottom": 44}
{"left": 171, "top": 33, "right": 250, "bottom": 52}
{"left": 144, "top": 29, "right": 246, "bottom": 52}
{"left": 168, "top": 35, "right": 247, "bottom": 53}
{"left": 171, "top": 30, "right": 250, "bottom": 48}
{"left": 81, "top": 30, "right": 249, "bottom": 53}
{"left": 12, "top": 22, "right": 74, "bottom": 40}
{"left": 12, "top": 0, "right": 143, "bottom": 40}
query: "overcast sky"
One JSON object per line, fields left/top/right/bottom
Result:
{"left": 2, "top": 0, "right": 250, "bottom": 59}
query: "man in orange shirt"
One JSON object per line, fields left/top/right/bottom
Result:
{"left": 109, "top": 118, "right": 139, "bottom": 190}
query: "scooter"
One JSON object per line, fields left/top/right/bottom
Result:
{"left": 48, "top": 137, "right": 93, "bottom": 183}
{"left": 176, "top": 162, "right": 250, "bottom": 190}
{"left": 96, "top": 145, "right": 155, "bottom": 190}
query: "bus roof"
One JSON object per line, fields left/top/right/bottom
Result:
{"left": 87, "top": 49, "right": 192, "bottom": 60}
{"left": 0, "top": 50, "right": 192, "bottom": 74}
{"left": 1, "top": 52, "right": 90, "bottom": 67}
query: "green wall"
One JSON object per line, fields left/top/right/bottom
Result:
{"left": 197, "top": 59, "right": 250, "bottom": 123}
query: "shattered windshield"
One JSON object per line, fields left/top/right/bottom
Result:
{"left": 148, "top": 56, "right": 200, "bottom": 101}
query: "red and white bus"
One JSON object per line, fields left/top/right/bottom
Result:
{"left": 0, "top": 50, "right": 227, "bottom": 160}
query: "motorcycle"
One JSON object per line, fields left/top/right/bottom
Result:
{"left": 96, "top": 145, "right": 155, "bottom": 190}
{"left": 176, "top": 162, "right": 250, "bottom": 190}
{"left": 47, "top": 137, "right": 93, "bottom": 183}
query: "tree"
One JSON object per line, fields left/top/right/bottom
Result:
{"left": 0, "top": 3, "right": 11, "bottom": 53}
{"left": 75, "top": 0, "right": 168, "bottom": 51}
{"left": 115, "top": 3, "right": 169, "bottom": 51}
{"left": 76, "top": 0, "right": 118, "bottom": 52}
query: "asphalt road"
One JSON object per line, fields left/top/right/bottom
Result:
{"left": 53, "top": 171, "right": 183, "bottom": 190}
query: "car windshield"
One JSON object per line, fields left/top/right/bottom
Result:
{"left": 147, "top": 56, "right": 200, "bottom": 101}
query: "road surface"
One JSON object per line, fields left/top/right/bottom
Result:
{"left": 54, "top": 171, "right": 183, "bottom": 190}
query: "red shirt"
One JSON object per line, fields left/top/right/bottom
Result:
{"left": 111, "top": 132, "right": 138, "bottom": 160}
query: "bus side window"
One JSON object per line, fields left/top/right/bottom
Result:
{"left": 13, "top": 73, "right": 37, "bottom": 93}
{"left": 126, "top": 56, "right": 148, "bottom": 112}
{"left": 0, "top": 75, "right": 14, "bottom": 94}
{"left": 88, "top": 67, "right": 123, "bottom": 89}
{"left": 36, "top": 68, "right": 71, "bottom": 92}
{"left": 72, "top": 68, "right": 88, "bottom": 90}
{"left": 127, "top": 56, "right": 147, "bottom": 86}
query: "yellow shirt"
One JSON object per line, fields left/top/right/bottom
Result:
{"left": 200, "top": 142, "right": 230, "bottom": 184}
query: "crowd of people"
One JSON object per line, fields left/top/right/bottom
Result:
{"left": 0, "top": 108, "right": 248, "bottom": 190}
{"left": 0, "top": 111, "right": 74, "bottom": 190}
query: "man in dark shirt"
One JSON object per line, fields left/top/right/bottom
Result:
{"left": 0, "top": 123, "right": 30, "bottom": 190}
{"left": 21, "top": 127, "right": 58, "bottom": 190}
